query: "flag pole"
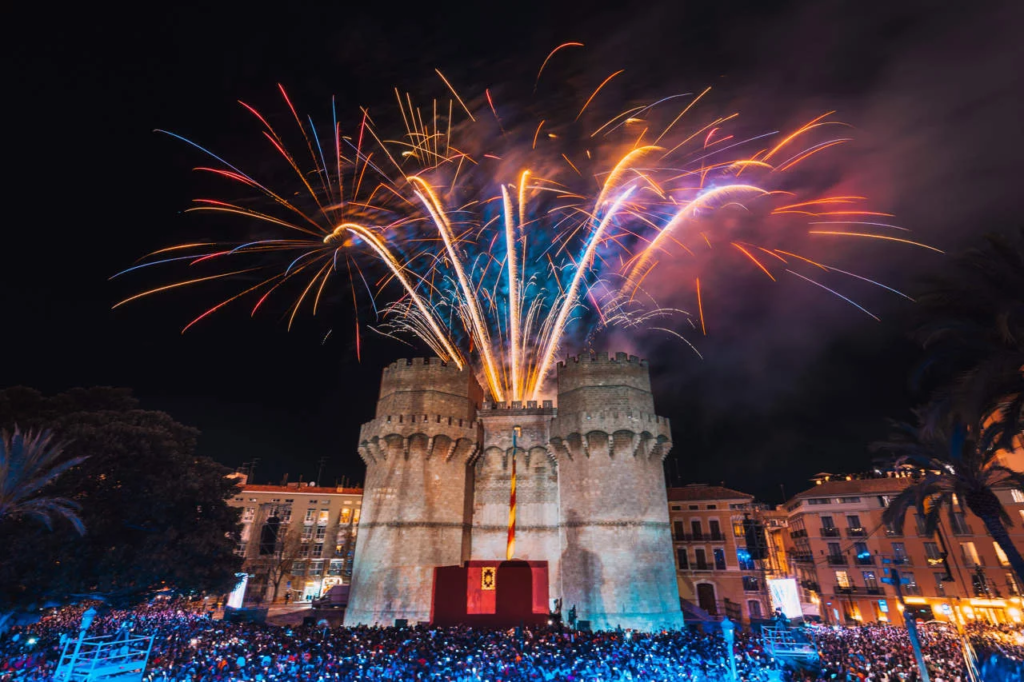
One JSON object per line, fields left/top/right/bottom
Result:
{"left": 506, "top": 426, "right": 521, "bottom": 561}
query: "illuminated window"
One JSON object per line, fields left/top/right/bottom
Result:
{"left": 862, "top": 571, "right": 878, "bottom": 590}
{"left": 994, "top": 543, "right": 1010, "bottom": 566}
{"left": 317, "top": 510, "right": 330, "bottom": 526}
{"left": 353, "top": 508, "right": 361, "bottom": 524}
{"left": 924, "top": 542, "right": 943, "bottom": 567}
{"left": 960, "top": 542, "right": 980, "bottom": 567}
{"left": 340, "top": 508, "right": 352, "bottom": 524}
{"left": 1007, "top": 572, "right": 1020, "bottom": 596}
{"left": 737, "top": 548, "right": 755, "bottom": 571}
{"left": 835, "top": 571, "right": 852, "bottom": 588}
{"left": 1012, "top": 489, "right": 1024, "bottom": 503}
{"left": 304, "top": 509, "right": 316, "bottom": 524}
{"left": 733, "top": 520, "right": 745, "bottom": 537}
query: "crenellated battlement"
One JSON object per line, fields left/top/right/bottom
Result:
{"left": 383, "top": 356, "right": 467, "bottom": 374}
{"left": 556, "top": 351, "right": 648, "bottom": 371}
{"left": 479, "top": 400, "right": 556, "bottom": 414}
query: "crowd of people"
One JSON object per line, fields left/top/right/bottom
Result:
{"left": 1, "top": 601, "right": 1021, "bottom": 682}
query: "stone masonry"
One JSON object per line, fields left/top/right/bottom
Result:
{"left": 345, "top": 352, "right": 684, "bottom": 631}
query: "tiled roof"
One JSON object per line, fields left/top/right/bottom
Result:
{"left": 240, "top": 484, "right": 363, "bottom": 495}
{"left": 668, "top": 484, "right": 754, "bottom": 502}
{"left": 791, "top": 477, "right": 912, "bottom": 499}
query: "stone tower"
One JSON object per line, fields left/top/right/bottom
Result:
{"left": 346, "top": 358, "right": 483, "bottom": 624}
{"left": 346, "top": 352, "right": 684, "bottom": 630}
{"left": 550, "top": 352, "right": 683, "bottom": 630}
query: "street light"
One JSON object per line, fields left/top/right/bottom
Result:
{"left": 721, "top": 617, "right": 738, "bottom": 682}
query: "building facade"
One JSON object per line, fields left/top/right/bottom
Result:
{"left": 346, "top": 352, "right": 684, "bottom": 631}
{"left": 668, "top": 485, "right": 789, "bottom": 623}
{"left": 227, "top": 480, "right": 363, "bottom": 604}
{"left": 784, "top": 475, "right": 1024, "bottom": 626}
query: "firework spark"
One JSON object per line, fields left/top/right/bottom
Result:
{"left": 116, "top": 54, "right": 936, "bottom": 401}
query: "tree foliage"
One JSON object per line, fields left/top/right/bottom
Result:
{"left": 875, "top": 414, "right": 1024, "bottom": 586}
{"left": 0, "top": 429, "right": 86, "bottom": 534}
{"left": 913, "top": 227, "right": 1024, "bottom": 449}
{"left": 0, "top": 387, "right": 242, "bottom": 615}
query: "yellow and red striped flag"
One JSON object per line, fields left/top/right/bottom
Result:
{"left": 506, "top": 449, "right": 516, "bottom": 560}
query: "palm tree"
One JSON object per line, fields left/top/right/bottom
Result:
{"left": 0, "top": 428, "right": 87, "bottom": 534}
{"left": 914, "top": 228, "right": 1024, "bottom": 451}
{"left": 875, "top": 413, "right": 1024, "bottom": 587}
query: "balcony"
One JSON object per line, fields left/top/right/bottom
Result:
{"left": 790, "top": 529, "right": 808, "bottom": 539}
{"left": 835, "top": 585, "right": 858, "bottom": 595}
{"left": 826, "top": 554, "right": 848, "bottom": 566}
{"left": 694, "top": 561, "right": 710, "bottom": 571}
{"left": 892, "top": 556, "right": 912, "bottom": 566}
{"left": 800, "top": 580, "right": 820, "bottom": 593}
{"left": 884, "top": 527, "right": 904, "bottom": 538}
{"left": 854, "top": 556, "right": 875, "bottom": 566}
{"left": 846, "top": 527, "right": 868, "bottom": 538}
{"left": 951, "top": 524, "right": 974, "bottom": 536}
{"left": 820, "top": 527, "right": 841, "bottom": 538}
{"left": 708, "top": 531, "right": 725, "bottom": 542}
{"left": 864, "top": 586, "right": 885, "bottom": 596}
{"left": 791, "top": 553, "right": 814, "bottom": 564}
{"left": 903, "top": 585, "right": 923, "bottom": 596}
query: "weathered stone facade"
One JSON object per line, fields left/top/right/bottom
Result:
{"left": 345, "top": 352, "right": 684, "bottom": 631}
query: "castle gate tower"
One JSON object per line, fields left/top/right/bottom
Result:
{"left": 471, "top": 401, "right": 561, "bottom": 596}
{"left": 550, "top": 352, "right": 684, "bottom": 630}
{"left": 345, "top": 358, "right": 483, "bottom": 625}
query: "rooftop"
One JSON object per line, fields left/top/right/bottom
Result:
{"left": 668, "top": 484, "right": 754, "bottom": 502}
{"left": 240, "top": 484, "right": 363, "bottom": 496}
{"left": 791, "top": 476, "right": 912, "bottom": 499}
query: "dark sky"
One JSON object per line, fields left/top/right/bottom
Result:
{"left": 4, "top": 0, "right": 1022, "bottom": 502}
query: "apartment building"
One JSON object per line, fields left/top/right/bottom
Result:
{"left": 668, "top": 485, "right": 788, "bottom": 623}
{"left": 228, "top": 478, "right": 363, "bottom": 603}
{"left": 784, "top": 474, "right": 1024, "bottom": 626}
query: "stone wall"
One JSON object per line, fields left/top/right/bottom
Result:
{"left": 345, "top": 359, "right": 482, "bottom": 625}
{"left": 551, "top": 352, "right": 684, "bottom": 630}
{"left": 470, "top": 404, "right": 561, "bottom": 601}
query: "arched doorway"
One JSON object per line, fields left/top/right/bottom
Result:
{"left": 697, "top": 583, "right": 717, "bottom": 615}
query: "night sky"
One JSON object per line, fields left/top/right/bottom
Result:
{"left": 4, "top": 0, "right": 1022, "bottom": 502}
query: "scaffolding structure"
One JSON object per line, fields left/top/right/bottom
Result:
{"left": 55, "top": 632, "right": 154, "bottom": 682}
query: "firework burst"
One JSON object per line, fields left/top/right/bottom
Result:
{"left": 116, "top": 50, "right": 939, "bottom": 401}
